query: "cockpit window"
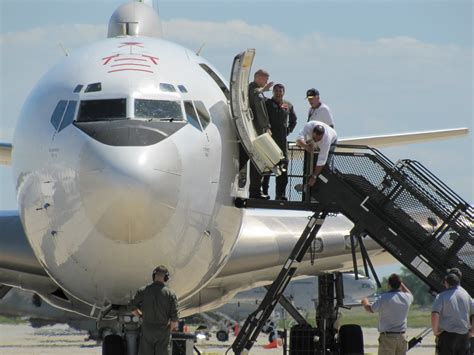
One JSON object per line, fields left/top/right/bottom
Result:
{"left": 50, "top": 100, "right": 68, "bottom": 130}
{"left": 135, "top": 99, "right": 184, "bottom": 121}
{"left": 58, "top": 101, "right": 78, "bottom": 132}
{"left": 184, "top": 101, "right": 202, "bottom": 131}
{"left": 159, "top": 83, "right": 176, "bottom": 92}
{"left": 199, "top": 64, "right": 230, "bottom": 100}
{"left": 194, "top": 101, "right": 211, "bottom": 129}
{"left": 77, "top": 99, "right": 126, "bottom": 122}
{"left": 85, "top": 82, "right": 102, "bottom": 93}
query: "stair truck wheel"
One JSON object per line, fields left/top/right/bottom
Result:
{"left": 339, "top": 324, "right": 363, "bottom": 355}
{"left": 102, "top": 334, "right": 125, "bottom": 355}
{"left": 216, "top": 330, "right": 229, "bottom": 342}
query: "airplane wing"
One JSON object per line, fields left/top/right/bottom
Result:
{"left": 338, "top": 127, "right": 469, "bottom": 148}
{"left": 289, "top": 127, "right": 468, "bottom": 153}
{"left": 0, "top": 143, "right": 12, "bottom": 166}
{"left": 0, "top": 212, "right": 103, "bottom": 318}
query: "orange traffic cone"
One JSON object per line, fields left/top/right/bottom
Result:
{"left": 263, "top": 339, "right": 279, "bottom": 349}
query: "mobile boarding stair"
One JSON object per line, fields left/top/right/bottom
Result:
{"left": 231, "top": 144, "right": 473, "bottom": 354}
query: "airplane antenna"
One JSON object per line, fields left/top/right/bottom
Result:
{"left": 196, "top": 43, "right": 206, "bottom": 56}
{"left": 59, "top": 43, "right": 69, "bottom": 57}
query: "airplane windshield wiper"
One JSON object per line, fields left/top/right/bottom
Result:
{"left": 146, "top": 117, "right": 176, "bottom": 122}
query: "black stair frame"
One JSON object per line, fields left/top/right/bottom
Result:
{"left": 314, "top": 145, "right": 473, "bottom": 295}
{"left": 232, "top": 144, "right": 472, "bottom": 354}
{"left": 231, "top": 208, "right": 328, "bottom": 354}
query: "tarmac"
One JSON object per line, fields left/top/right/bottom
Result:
{"left": 0, "top": 323, "right": 436, "bottom": 354}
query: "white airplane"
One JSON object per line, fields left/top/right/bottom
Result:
{"left": 215, "top": 273, "right": 377, "bottom": 320}
{"left": 0, "top": 1, "right": 468, "bottom": 354}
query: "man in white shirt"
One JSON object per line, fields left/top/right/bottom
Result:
{"left": 306, "top": 88, "right": 334, "bottom": 127}
{"left": 296, "top": 120, "right": 337, "bottom": 187}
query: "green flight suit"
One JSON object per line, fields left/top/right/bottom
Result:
{"left": 129, "top": 282, "right": 179, "bottom": 355}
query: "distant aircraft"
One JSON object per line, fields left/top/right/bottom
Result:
{"left": 216, "top": 273, "right": 377, "bottom": 322}
{"left": 0, "top": 1, "right": 467, "bottom": 354}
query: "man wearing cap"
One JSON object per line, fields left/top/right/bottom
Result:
{"left": 431, "top": 273, "right": 473, "bottom": 355}
{"left": 262, "top": 83, "right": 297, "bottom": 200}
{"left": 129, "top": 265, "right": 179, "bottom": 355}
{"left": 361, "top": 273, "right": 413, "bottom": 355}
{"left": 296, "top": 120, "right": 337, "bottom": 187}
{"left": 242, "top": 69, "right": 274, "bottom": 199}
{"left": 306, "top": 88, "right": 334, "bottom": 127}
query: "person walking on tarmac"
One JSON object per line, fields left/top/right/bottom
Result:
{"left": 361, "top": 273, "right": 414, "bottom": 355}
{"left": 129, "top": 265, "right": 179, "bottom": 355}
{"left": 431, "top": 272, "right": 473, "bottom": 355}
{"left": 262, "top": 83, "right": 297, "bottom": 200}
{"left": 296, "top": 120, "right": 337, "bottom": 188}
{"left": 306, "top": 88, "right": 335, "bottom": 127}
{"left": 244, "top": 69, "right": 273, "bottom": 199}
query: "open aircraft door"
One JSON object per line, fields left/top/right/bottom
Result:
{"left": 230, "top": 49, "right": 284, "bottom": 176}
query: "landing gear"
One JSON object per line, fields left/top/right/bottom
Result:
{"left": 99, "top": 307, "right": 140, "bottom": 355}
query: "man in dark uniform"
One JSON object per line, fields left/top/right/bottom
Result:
{"left": 262, "top": 83, "right": 297, "bottom": 200}
{"left": 129, "top": 265, "right": 179, "bottom": 355}
{"left": 243, "top": 69, "right": 273, "bottom": 199}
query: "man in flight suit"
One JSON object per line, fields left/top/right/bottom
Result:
{"left": 262, "top": 83, "right": 297, "bottom": 200}
{"left": 129, "top": 265, "right": 179, "bottom": 355}
{"left": 244, "top": 69, "right": 273, "bottom": 199}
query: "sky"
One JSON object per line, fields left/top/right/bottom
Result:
{"left": 0, "top": 1, "right": 472, "bottom": 277}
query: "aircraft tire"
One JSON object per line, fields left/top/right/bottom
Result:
{"left": 216, "top": 330, "right": 229, "bottom": 342}
{"left": 338, "top": 324, "right": 363, "bottom": 355}
{"left": 102, "top": 334, "right": 125, "bottom": 355}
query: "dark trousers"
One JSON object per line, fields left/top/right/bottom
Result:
{"left": 437, "top": 331, "right": 470, "bottom": 355}
{"left": 139, "top": 325, "right": 171, "bottom": 355}
{"left": 262, "top": 164, "right": 288, "bottom": 198}
{"left": 239, "top": 144, "right": 263, "bottom": 197}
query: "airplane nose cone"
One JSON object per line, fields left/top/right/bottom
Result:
{"left": 77, "top": 139, "right": 181, "bottom": 243}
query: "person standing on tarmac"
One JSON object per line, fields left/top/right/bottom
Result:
{"left": 361, "top": 273, "right": 414, "bottom": 355}
{"left": 306, "top": 88, "right": 335, "bottom": 127}
{"left": 244, "top": 69, "right": 273, "bottom": 199}
{"left": 129, "top": 265, "right": 179, "bottom": 355}
{"left": 431, "top": 272, "right": 473, "bottom": 355}
{"left": 261, "top": 83, "right": 297, "bottom": 200}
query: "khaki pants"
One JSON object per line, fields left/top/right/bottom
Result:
{"left": 378, "top": 333, "right": 407, "bottom": 355}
